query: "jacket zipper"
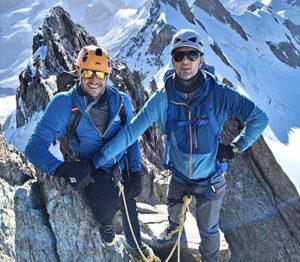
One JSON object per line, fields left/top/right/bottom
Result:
{"left": 188, "top": 108, "right": 193, "bottom": 179}
{"left": 103, "top": 96, "right": 124, "bottom": 137}
{"left": 85, "top": 96, "right": 104, "bottom": 137}
{"left": 85, "top": 96, "right": 123, "bottom": 164}
{"left": 106, "top": 96, "right": 123, "bottom": 165}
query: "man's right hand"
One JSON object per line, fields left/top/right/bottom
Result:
{"left": 53, "top": 160, "right": 95, "bottom": 190}
{"left": 123, "top": 171, "right": 142, "bottom": 198}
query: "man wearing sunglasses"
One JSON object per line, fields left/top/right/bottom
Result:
{"left": 91, "top": 29, "right": 269, "bottom": 261}
{"left": 25, "top": 45, "right": 160, "bottom": 261}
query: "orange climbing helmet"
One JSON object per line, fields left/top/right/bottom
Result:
{"left": 75, "top": 45, "right": 112, "bottom": 73}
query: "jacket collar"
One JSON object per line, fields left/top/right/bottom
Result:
{"left": 165, "top": 71, "right": 211, "bottom": 105}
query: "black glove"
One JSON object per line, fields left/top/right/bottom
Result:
{"left": 54, "top": 160, "right": 95, "bottom": 190}
{"left": 123, "top": 171, "right": 142, "bottom": 198}
{"left": 217, "top": 143, "right": 240, "bottom": 162}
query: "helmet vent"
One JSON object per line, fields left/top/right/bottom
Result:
{"left": 175, "top": 37, "right": 181, "bottom": 43}
{"left": 95, "top": 48, "right": 103, "bottom": 56}
{"left": 82, "top": 56, "right": 87, "bottom": 62}
{"left": 188, "top": 37, "right": 197, "bottom": 43}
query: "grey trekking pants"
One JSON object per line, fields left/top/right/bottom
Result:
{"left": 167, "top": 175, "right": 226, "bottom": 262}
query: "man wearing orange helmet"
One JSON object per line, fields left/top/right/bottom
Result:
{"left": 25, "top": 45, "right": 159, "bottom": 261}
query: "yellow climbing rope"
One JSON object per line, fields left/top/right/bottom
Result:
{"left": 117, "top": 181, "right": 154, "bottom": 262}
{"left": 116, "top": 175, "right": 191, "bottom": 262}
{"left": 165, "top": 195, "right": 192, "bottom": 262}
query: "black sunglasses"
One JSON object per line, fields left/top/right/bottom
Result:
{"left": 172, "top": 50, "right": 202, "bottom": 62}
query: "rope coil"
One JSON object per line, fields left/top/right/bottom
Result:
{"left": 165, "top": 195, "right": 192, "bottom": 262}
{"left": 117, "top": 181, "right": 153, "bottom": 262}
{"left": 117, "top": 178, "right": 191, "bottom": 262}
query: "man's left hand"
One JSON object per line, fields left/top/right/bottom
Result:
{"left": 217, "top": 143, "right": 240, "bottom": 162}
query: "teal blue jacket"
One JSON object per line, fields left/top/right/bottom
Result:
{"left": 93, "top": 71, "right": 268, "bottom": 180}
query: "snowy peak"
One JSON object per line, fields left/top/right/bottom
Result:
{"left": 16, "top": 6, "right": 97, "bottom": 128}
{"left": 162, "top": 0, "right": 195, "bottom": 24}
{"left": 116, "top": 0, "right": 210, "bottom": 85}
{"left": 194, "top": 0, "right": 248, "bottom": 41}
{"left": 244, "top": 1, "right": 300, "bottom": 68}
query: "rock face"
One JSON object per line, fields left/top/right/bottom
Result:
{"left": 266, "top": 40, "right": 300, "bottom": 68}
{"left": 284, "top": 19, "right": 300, "bottom": 45}
{"left": 164, "top": 0, "right": 195, "bottom": 24}
{"left": 194, "top": 0, "right": 248, "bottom": 41}
{"left": 16, "top": 6, "right": 97, "bottom": 128}
{"left": 287, "top": 0, "right": 300, "bottom": 8}
{"left": 0, "top": 131, "right": 129, "bottom": 262}
{"left": 209, "top": 42, "right": 242, "bottom": 83}
{"left": 6, "top": 3, "right": 300, "bottom": 262}
{"left": 220, "top": 118, "right": 300, "bottom": 262}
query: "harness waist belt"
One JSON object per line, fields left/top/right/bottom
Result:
{"left": 166, "top": 162, "right": 228, "bottom": 200}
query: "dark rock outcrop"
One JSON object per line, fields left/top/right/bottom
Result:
{"left": 210, "top": 42, "right": 242, "bottom": 82}
{"left": 16, "top": 6, "right": 97, "bottom": 128}
{"left": 165, "top": 0, "right": 195, "bottom": 24}
{"left": 266, "top": 40, "right": 300, "bottom": 68}
{"left": 247, "top": 1, "right": 265, "bottom": 12}
{"left": 284, "top": 19, "right": 300, "bottom": 45}
{"left": 194, "top": 0, "right": 248, "bottom": 41}
{"left": 287, "top": 0, "right": 300, "bottom": 8}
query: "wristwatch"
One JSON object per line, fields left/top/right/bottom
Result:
{"left": 231, "top": 143, "right": 241, "bottom": 156}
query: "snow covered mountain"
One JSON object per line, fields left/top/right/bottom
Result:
{"left": 0, "top": 0, "right": 149, "bottom": 123}
{"left": 115, "top": 0, "right": 300, "bottom": 189}
{"left": 0, "top": 0, "right": 299, "bottom": 191}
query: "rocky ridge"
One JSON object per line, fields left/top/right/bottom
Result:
{"left": 1, "top": 3, "right": 300, "bottom": 262}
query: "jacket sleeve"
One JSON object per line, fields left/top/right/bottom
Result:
{"left": 122, "top": 94, "right": 141, "bottom": 173}
{"left": 215, "top": 83, "right": 269, "bottom": 151}
{"left": 93, "top": 89, "right": 166, "bottom": 169}
{"left": 25, "top": 94, "right": 70, "bottom": 175}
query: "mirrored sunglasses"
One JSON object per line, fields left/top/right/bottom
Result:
{"left": 172, "top": 50, "right": 201, "bottom": 62}
{"left": 81, "top": 69, "right": 107, "bottom": 80}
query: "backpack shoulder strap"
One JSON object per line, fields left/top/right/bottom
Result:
{"left": 66, "top": 101, "right": 81, "bottom": 143}
{"left": 59, "top": 100, "right": 82, "bottom": 161}
{"left": 163, "top": 76, "right": 176, "bottom": 169}
{"left": 205, "top": 77, "right": 222, "bottom": 142}
{"left": 119, "top": 97, "right": 126, "bottom": 127}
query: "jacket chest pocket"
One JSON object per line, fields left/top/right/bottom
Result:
{"left": 172, "top": 106, "right": 217, "bottom": 154}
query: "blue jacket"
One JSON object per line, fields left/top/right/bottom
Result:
{"left": 93, "top": 71, "right": 269, "bottom": 180}
{"left": 25, "top": 84, "right": 141, "bottom": 175}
